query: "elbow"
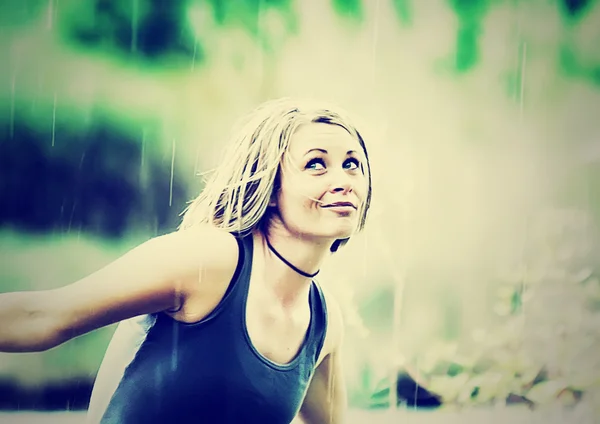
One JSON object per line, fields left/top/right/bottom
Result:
{"left": 13, "top": 335, "right": 61, "bottom": 353}
{"left": 7, "top": 318, "right": 65, "bottom": 353}
{"left": 15, "top": 318, "right": 66, "bottom": 353}
{"left": 0, "top": 292, "right": 65, "bottom": 353}
{"left": 29, "top": 310, "right": 69, "bottom": 353}
{"left": 0, "top": 323, "right": 63, "bottom": 353}
{"left": 27, "top": 321, "right": 65, "bottom": 352}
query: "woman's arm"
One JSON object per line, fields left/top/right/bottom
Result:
{"left": 0, "top": 226, "right": 237, "bottom": 352}
{"left": 296, "top": 294, "right": 347, "bottom": 424}
{"left": 297, "top": 348, "right": 347, "bottom": 424}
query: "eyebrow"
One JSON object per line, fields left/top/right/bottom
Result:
{"left": 304, "top": 148, "right": 358, "bottom": 155}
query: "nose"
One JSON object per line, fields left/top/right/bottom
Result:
{"left": 331, "top": 184, "right": 352, "bottom": 194}
{"left": 330, "top": 172, "right": 353, "bottom": 194}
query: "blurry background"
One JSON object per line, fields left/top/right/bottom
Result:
{"left": 1, "top": 0, "right": 600, "bottom": 421}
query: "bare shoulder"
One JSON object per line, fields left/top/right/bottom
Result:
{"left": 109, "top": 225, "right": 240, "bottom": 291}
{"left": 165, "top": 226, "right": 242, "bottom": 322}
{"left": 316, "top": 284, "right": 345, "bottom": 365}
{"left": 165, "top": 225, "right": 240, "bottom": 275}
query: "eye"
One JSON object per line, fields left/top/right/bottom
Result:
{"left": 343, "top": 158, "right": 361, "bottom": 171}
{"left": 306, "top": 158, "right": 326, "bottom": 171}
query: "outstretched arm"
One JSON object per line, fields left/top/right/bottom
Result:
{"left": 0, "top": 226, "right": 237, "bottom": 352}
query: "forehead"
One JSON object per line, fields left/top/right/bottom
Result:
{"left": 289, "top": 122, "right": 362, "bottom": 155}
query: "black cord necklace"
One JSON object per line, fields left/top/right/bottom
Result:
{"left": 265, "top": 238, "right": 320, "bottom": 279}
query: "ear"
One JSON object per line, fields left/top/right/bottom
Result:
{"left": 268, "top": 182, "right": 279, "bottom": 208}
{"left": 269, "top": 169, "right": 281, "bottom": 208}
{"left": 268, "top": 192, "right": 277, "bottom": 208}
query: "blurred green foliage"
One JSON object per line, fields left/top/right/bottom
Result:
{"left": 390, "top": 0, "right": 412, "bottom": 25}
{"left": 332, "top": 0, "right": 364, "bottom": 22}
{"left": 447, "top": 0, "right": 490, "bottom": 73}
{"left": 57, "top": 0, "right": 298, "bottom": 66}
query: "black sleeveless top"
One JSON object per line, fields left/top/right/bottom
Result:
{"left": 86, "top": 233, "right": 329, "bottom": 424}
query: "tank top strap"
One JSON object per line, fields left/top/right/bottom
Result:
{"left": 221, "top": 232, "right": 254, "bottom": 314}
{"left": 307, "top": 280, "right": 328, "bottom": 364}
{"left": 183, "top": 232, "right": 253, "bottom": 323}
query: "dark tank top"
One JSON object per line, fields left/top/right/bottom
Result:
{"left": 86, "top": 233, "right": 328, "bottom": 424}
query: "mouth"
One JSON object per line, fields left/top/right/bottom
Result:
{"left": 322, "top": 202, "right": 357, "bottom": 210}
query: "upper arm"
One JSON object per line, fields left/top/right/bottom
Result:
{"left": 297, "top": 292, "right": 347, "bottom": 424}
{"left": 47, "top": 226, "right": 237, "bottom": 346}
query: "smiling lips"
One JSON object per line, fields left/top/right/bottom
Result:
{"left": 322, "top": 201, "right": 357, "bottom": 210}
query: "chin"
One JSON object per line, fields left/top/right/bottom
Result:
{"left": 297, "top": 228, "right": 354, "bottom": 243}
{"left": 291, "top": 217, "right": 357, "bottom": 241}
{"left": 325, "top": 224, "right": 356, "bottom": 240}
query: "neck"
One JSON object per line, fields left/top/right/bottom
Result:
{"left": 266, "top": 237, "right": 319, "bottom": 278}
{"left": 256, "top": 230, "right": 331, "bottom": 304}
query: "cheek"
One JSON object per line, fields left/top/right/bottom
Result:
{"left": 277, "top": 186, "right": 324, "bottom": 222}
{"left": 277, "top": 183, "right": 311, "bottom": 212}
{"left": 354, "top": 176, "right": 369, "bottom": 199}
{"left": 285, "top": 175, "right": 327, "bottom": 202}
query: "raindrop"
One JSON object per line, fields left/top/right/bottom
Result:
{"left": 518, "top": 41, "right": 527, "bottom": 120}
{"left": 9, "top": 71, "right": 15, "bottom": 139}
{"left": 171, "top": 325, "right": 179, "bottom": 371}
{"left": 131, "top": 0, "right": 139, "bottom": 53}
{"left": 141, "top": 128, "right": 147, "bottom": 169}
{"left": 51, "top": 93, "right": 57, "bottom": 147}
{"left": 370, "top": 0, "right": 381, "bottom": 88}
{"left": 191, "top": 38, "right": 198, "bottom": 71}
{"left": 47, "top": 0, "right": 55, "bottom": 30}
{"left": 411, "top": 359, "right": 419, "bottom": 411}
{"left": 67, "top": 201, "right": 77, "bottom": 233}
{"left": 169, "top": 138, "right": 176, "bottom": 207}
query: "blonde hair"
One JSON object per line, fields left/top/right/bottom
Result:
{"left": 179, "top": 97, "right": 372, "bottom": 250}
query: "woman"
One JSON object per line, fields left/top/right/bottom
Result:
{"left": 0, "top": 97, "right": 373, "bottom": 423}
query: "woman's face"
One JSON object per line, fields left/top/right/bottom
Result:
{"left": 271, "top": 122, "right": 369, "bottom": 243}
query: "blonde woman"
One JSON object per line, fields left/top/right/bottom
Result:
{"left": 0, "top": 98, "right": 373, "bottom": 424}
